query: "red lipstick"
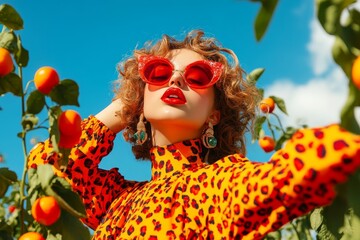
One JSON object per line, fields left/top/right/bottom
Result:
{"left": 161, "top": 87, "right": 187, "bottom": 105}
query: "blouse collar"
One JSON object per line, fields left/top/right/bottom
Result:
{"left": 150, "top": 139, "right": 206, "bottom": 180}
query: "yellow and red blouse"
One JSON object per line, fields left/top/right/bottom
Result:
{"left": 28, "top": 116, "right": 360, "bottom": 239}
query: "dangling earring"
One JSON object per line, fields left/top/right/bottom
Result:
{"left": 202, "top": 122, "right": 217, "bottom": 149}
{"left": 134, "top": 113, "right": 148, "bottom": 145}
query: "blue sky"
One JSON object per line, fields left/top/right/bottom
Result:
{"left": 1, "top": 0, "right": 357, "bottom": 181}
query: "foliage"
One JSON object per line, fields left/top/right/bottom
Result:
{"left": 248, "top": 0, "right": 360, "bottom": 239}
{"left": 0, "top": 4, "right": 90, "bottom": 239}
{"left": 1, "top": 1, "right": 359, "bottom": 239}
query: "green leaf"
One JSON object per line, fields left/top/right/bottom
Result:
{"left": 0, "top": 168, "right": 17, "bottom": 197}
{"left": 46, "top": 233, "right": 62, "bottom": 240}
{"left": 332, "top": 36, "right": 355, "bottom": 78}
{"left": 26, "top": 90, "right": 45, "bottom": 114}
{"left": 254, "top": 0, "right": 279, "bottom": 41}
{"left": 340, "top": 83, "right": 360, "bottom": 134}
{"left": 274, "top": 134, "right": 286, "bottom": 151}
{"left": 253, "top": 115, "right": 266, "bottom": 141}
{"left": 49, "top": 79, "right": 80, "bottom": 106}
{"left": 347, "top": 172, "right": 360, "bottom": 216}
{"left": 274, "top": 127, "right": 297, "bottom": 150}
{"left": 264, "top": 230, "right": 281, "bottom": 240}
{"left": 0, "top": 167, "right": 17, "bottom": 182}
{"left": 0, "top": 4, "right": 24, "bottom": 30}
{"left": 28, "top": 167, "right": 40, "bottom": 189}
{"left": 37, "top": 164, "right": 56, "bottom": 189}
{"left": 340, "top": 9, "right": 360, "bottom": 52}
{"left": 349, "top": 214, "right": 360, "bottom": 240}
{"left": 269, "top": 95, "right": 287, "bottom": 115}
{"left": 15, "top": 35, "right": 29, "bottom": 67}
{"left": 0, "top": 221, "right": 13, "bottom": 240}
{"left": 316, "top": 0, "right": 355, "bottom": 35}
{"left": 47, "top": 179, "right": 87, "bottom": 218}
{"left": 0, "top": 73, "right": 22, "bottom": 96}
{"left": 322, "top": 196, "right": 348, "bottom": 239}
{"left": 49, "top": 106, "right": 62, "bottom": 153}
{"left": 0, "top": 181, "right": 9, "bottom": 197}
{"left": 247, "top": 68, "right": 265, "bottom": 85}
{"left": 0, "top": 31, "right": 18, "bottom": 53}
{"left": 49, "top": 210, "right": 90, "bottom": 240}
{"left": 310, "top": 208, "right": 324, "bottom": 231}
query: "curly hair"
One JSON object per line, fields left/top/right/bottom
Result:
{"left": 113, "top": 30, "right": 260, "bottom": 164}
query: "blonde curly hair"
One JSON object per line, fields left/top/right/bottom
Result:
{"left": 114, "top": 30, "right": 260, "bottom": 164}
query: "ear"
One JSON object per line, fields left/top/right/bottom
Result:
{"left": 208, "top": 110, "right": 221, "bottom": 126}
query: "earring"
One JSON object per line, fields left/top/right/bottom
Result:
{"left": 134, "top": 113, "right": 148, "bottom": 145}
{"left": 202, "top": 122, "right": 217, "bottom": 149}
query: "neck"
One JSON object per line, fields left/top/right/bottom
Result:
{"left": 150, "top": 122, "right": 203, "bottom": 146}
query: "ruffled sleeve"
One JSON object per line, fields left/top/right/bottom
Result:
{"left": 28, "top": 115, "right": 139, "bottom": 229}
{"left": 193, "top": 124, "right": 360, "bottom": 239}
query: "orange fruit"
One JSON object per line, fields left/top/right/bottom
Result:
{"left": 58, "top": 110, "right": 82, "bottom": 148}
{"left": 259, "top": 136, "right": 276, "bottom": 153}
{"left": 352, "top": 55, "right": 360, "bottom": 90}
{"left": 31, "top": 196, "right": 61, "bottom": 226}
{"left": 34, "top": 66, "right": 60, "bottom": 94}
{"left": 19, "top": 232, "right": 45, "bottom": 240}
{"left": 0, "top": 47, "right": 14, "bottom": 76}
{"left": 259, "top": 97, "right": 275, "bottom": 114}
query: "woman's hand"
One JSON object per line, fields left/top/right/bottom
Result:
{"left": 95, "top": 98, "right": 126, "bottom": 134}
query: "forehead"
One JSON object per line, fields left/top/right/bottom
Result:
{"left": 166, "top": 49, "right": 204, "bottom": 67}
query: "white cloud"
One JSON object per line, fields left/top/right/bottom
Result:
{"left": 263, "top": 3, "right": 360, "bottom": 128}
{"left": 306, "top": 18, "right": 335, "bottom": 76}
{"left": 266, "top": 67, "right": 348, "bottom": 128}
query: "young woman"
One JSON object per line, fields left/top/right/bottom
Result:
{"left": 28, "top": 30, "right": 360, "bottom": 239}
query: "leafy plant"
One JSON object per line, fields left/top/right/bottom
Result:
{"left": 247, "top": 0, "right": 360, "bottom": 239}
{"left": 0, "top": 4, "right": 90, "bottom": 239}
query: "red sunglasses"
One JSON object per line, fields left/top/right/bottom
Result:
{"left": 138, "top": 55, "right": 224, "bottom": 89}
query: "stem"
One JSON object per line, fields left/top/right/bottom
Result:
{"left": 27, "top": 125, "right": 49, "bottom": 132}
{"left": 19, "top": 132, "right": 28, "bottom": 234}
{"left": 18, "top": 66, "right": 28, "bottom": 234}
{"left": 290, "top": 222, "right": 301, "bottom": 240}
{"left": 272, "top": 112, "right": 286, "bottom": 134}
{"left": 266, "top": 115, "right": 276, "bottom": 140}
{"left": 23, "top": 80, "right": 33, "bottom": 95}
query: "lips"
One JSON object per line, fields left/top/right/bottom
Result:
{"left": 161, "top": 87, "right": 187, "bottom": 105}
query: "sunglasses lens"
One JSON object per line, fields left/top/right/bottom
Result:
{"left": 144, "top": 61, "right": 173, "bottom": 84}
{"left": 185, "top": 63, "right": 213, "bottom": 87}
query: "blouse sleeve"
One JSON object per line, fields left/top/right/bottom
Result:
{"left": 27, "top": 115, "right": 139, "bottom": 230}
{"left": 206, "top": 124, "right": 360, "bottom": 239}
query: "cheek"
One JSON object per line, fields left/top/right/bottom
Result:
{"left": 191, "top": 88, "right": 216, "bottom": 111}
{"left": 143, "top": 85, "right": 165, "bottom": 117}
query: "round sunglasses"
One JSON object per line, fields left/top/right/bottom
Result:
{"left": 138, "top": 55, "right": 224, "bottom": 89}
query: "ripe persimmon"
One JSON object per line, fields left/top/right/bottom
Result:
{"left": 259, "top": 136, "right": 276, "bottom": 153}
{"left": 0, "top": 47, "right": 14, "bottom": 76}
{"left": 259, "top": 97, "right": 275, "bottom": 114}
{"left": 31, "top": 196, "right": 61, "bottom": 226}
{"left": 352, "top": 55, "right": 360, "bottom": 90}
{"left": 58, "top": 110, "right": 82, "bottom": 148}
{"left": 19, "top": 232, "right": 45, "bottom": 240}
{"left": 34, "top": 66, "right": 60, "bottom": 94}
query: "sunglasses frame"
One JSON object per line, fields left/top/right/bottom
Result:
{"left": 138, "top": 54, "right": 224, "bottom": 89}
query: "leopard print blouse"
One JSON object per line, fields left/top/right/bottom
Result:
{"left": 28, "top": 116, "right": 360, "bottom": 239}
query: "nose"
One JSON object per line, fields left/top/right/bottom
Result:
{"left": 168, "top": 70, "right": 185, "bottom": 88}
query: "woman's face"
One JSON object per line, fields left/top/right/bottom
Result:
{"left": 143, "top": 49, "right": 218, "bottom": 134}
